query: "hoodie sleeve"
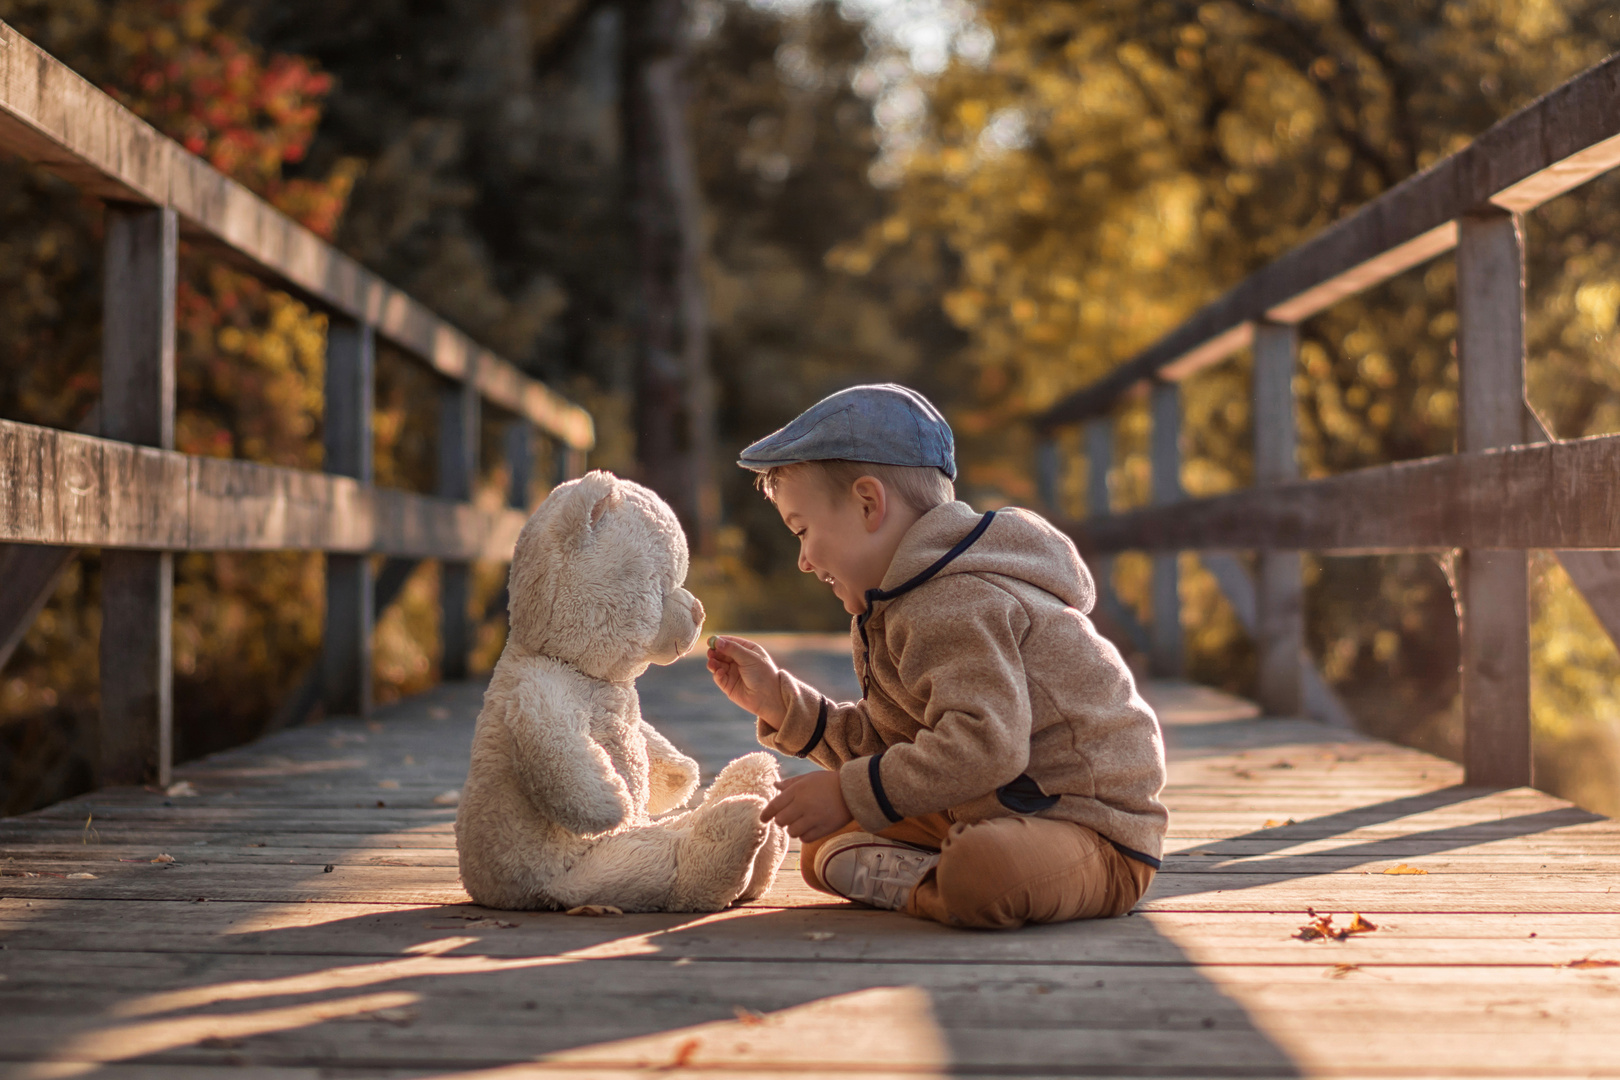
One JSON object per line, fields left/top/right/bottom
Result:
{"left": 757, "top": 669, "right": 887, "bottom": 771}
{"left": 836, "top": 575, "right": 1034, "bottom": 833}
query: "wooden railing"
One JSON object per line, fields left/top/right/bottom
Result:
{"left": 0, "top": 21, "right": 594, "bottom": 789}
{"left": 1032, "top": 53, "right": 1620, "bottom": 789}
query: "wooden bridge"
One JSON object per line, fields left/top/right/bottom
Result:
{"left": 3, "top": 20, "right": 1620, "bottom": 1080}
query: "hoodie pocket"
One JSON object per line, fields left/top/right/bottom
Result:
{"left": 996, "top": 773, "right": 1060, "bottom": 814}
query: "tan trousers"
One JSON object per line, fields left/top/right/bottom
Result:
{"left": 800, "top": 813, "right": 1155, "bottom": 930}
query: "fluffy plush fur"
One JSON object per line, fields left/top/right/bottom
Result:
{"left": 456, "top": 471, "right": 789, "bottom": 912}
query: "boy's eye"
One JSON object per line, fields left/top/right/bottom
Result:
{"left": 793, "top": 528, "right": 806, "bottom": 538}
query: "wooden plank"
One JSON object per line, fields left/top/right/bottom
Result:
{"left": 1150, "top": 382, "right": 1183, "bottom": 677}
{"left": 0, "top": 19, "right": 592, "bottom": 451}
{"left": 322, "top": 319, "right": 376, "bottom": 719}
{"left": 0, "top": 419, "right": 526, "bottom": 560}
{"left": 1037, "top": 51, "right": 1620, "bottom": 428}
{"left": 1082, "top": 419, "right": 1148, "bottom": 654}
{"left": 5, "top": 663, "right": 1620, "bottom": 1079}
{"left": 1456, "top": 210, "right": 1531, "bottom": 788}
{"left": 503, "top": 422, "right": 532, "bottom": 512}
{"left": 1252, "top": 322, "right": 1304, "bottom": 717}
{"left": 1066, "top": 430, "right": 1620, "bottom": 553}
{"left": 99, "top": 204, "right": 178, "bottom": 790}
{"left": 437, "top": 380, "right": 478, "bottom": 680}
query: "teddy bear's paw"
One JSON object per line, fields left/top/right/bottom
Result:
{"left": 670, "top": 795, "right": 770, "bottom": 911}
{"left": 706, "top": 751, "right": 781, "bottom": 802}
{"left": 735, "top": 820, "right": 790, "bottom": 904}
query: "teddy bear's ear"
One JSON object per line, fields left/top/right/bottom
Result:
{"left": 587, "top": 489, "right": 621, "bottom": 530}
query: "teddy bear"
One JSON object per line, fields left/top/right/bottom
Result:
{"left": 455, "top": 470, "right": 789, "bottom": 912}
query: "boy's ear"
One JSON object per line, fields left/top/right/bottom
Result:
{"left": 852, "top": 475, "right": 887, "bottom": 530}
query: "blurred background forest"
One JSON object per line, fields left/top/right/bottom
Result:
{"left": 2, "top": 0, "right": 1619, "bottom": 817}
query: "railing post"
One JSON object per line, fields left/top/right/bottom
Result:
{"left": 505, "top": 421, "right": 533, "bottom": 511}
{"left": 1457, "top": 209, "right": 1531, "bottom": 787}
{"left": 439, "top": 377, "right": 479, "bottom": 680}
{"left": 1150, "top": 380, "right": 1184, "bottom": 678}
{"left": 1253, "top": 321, "right": 1304, "bottom": 716}
{"left": 99, "top": 204, "right": 177, "bottom": 788}
{"left": 1035, "top": 437, "right": 1061, "bottom": 515}
{"left": 322, "top": 319, "right": 375, "bottom": 718}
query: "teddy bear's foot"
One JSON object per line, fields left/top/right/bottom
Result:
{"left": 705, "top": 752, "right": 780, "bottom": 803}
{"left": 668, "top": 794, "right": 769, "bottom": 912}
{"left": 735, "top": 819, "right": 789, "bottom": 903}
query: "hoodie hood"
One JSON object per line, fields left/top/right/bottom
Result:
{"left": 876, "top": 501, "right": 1096, "bottom": 616}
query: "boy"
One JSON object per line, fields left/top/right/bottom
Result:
{"left": 707, "top": 383, "right": 1167, "bottom": 929}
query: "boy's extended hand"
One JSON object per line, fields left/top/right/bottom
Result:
{"left": 762, "top": 771, "right": 852, "bottom": 842}
{"left": 706, "top": 635, "right": 786, "bottom": 729}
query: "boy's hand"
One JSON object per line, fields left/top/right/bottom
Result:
{"left": 706, "top": 635, "right": 787, "bottom": 729}
{"left": 761, "top": 771, "right": 852, "bottom": 842}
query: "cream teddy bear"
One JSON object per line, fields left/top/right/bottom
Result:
{"left": 456, "top": 470, "right": 788, "bottom": 912}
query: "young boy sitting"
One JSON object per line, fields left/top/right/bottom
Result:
{"left": 706, "top": 383, "right": 1168, "bottom": 929}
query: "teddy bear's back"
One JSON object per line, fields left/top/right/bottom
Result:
{"left": 456, "top": 652, "right": 653, "bottom": 907}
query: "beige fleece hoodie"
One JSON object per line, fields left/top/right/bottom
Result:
{"left": 757, "top": 500, "right": 1169, "bottom": 864}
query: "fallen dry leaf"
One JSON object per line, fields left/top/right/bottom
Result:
{"left": 164, "top": 781, "right": 198, "bottom": 797}
{"left": 566, "top": 904, "right": 624, "bottom": 917}
{"left": 151, "top": 853, "right": 175, "bottom": 864}
{"left": 1327, "top": 964, "right": 1359, "bottom": 979}
{"left": 1565, "top": 958, "right": 1620, "bottom": 969}
{"left": 432, "top": 789, "right": 461, "bottom": 806}
{"left": 65, "top": 872, "right": 96, "bottom": 880}
{"left": 378, "top": 779, "right": 400, "bottom": 790}
{"left": 1294, "top": 909, "right": 1377, "bottom": 942}
{"left": 732, "top": 1006, "right": 765, "bottom": 1025}
{"left": 1383, "top": 864, "right": 1429, "bottom": 875}
{"left": 1262, "top": 818, "right": 1297, "bottom": 829}
{"left": 803, "top": 931, "right": 835, "bottom": 941}
{"left": 670, "top": 1037, "right": 701, "bottom": 1068}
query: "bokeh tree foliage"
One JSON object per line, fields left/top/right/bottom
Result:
{"left": 832, "top": 0, "right": 1620, "bottom": 811}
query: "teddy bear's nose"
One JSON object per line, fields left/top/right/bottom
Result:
{"left": 689, "top": 595, "right": 705, "bottom": 627}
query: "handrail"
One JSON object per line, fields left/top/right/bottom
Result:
{"left": 0, "top": 18, "right": 593, "bottom": 451}
{"left": 0, "top": 20, "right": 594, "bottom": 790}
{"left": 1029, "top": 52, "right": 1620, "bottom": 793}
{"left": 1035, "top": 51, "right": 1620, "bottom": 430}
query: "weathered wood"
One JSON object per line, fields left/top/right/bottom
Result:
{"left": 0, "top": 19, "right": 592, "bottom": 452}
{"left": 98, "top": 204, "right": 178, "bottom": 790}
{"left": 0, "top": 541, "right": 76, "bottom": 672}
{"left": 437, "top": 380, "right": 479, "bottom": 681}
{"left": 1150, "top": 383, "right": 1183, "bottom": 677}
{"left": 321, "top": 319, "right": 376, "bottom": 719}
{"left": 1251, "top": 322, "right": 1304, "bottom": 717}
{"left": 1080, "top": 420, "right": 1148, "bottom": 653}
{"left": 0, "top": 419, "right": 526, "bottom": 560}
{"left": 1197, "top": 551, "right": 1355, "bottom": 729}
{"left": 1456, "top": 210, "right": 1531, "bottom": 788}
{"left": 1036, "top": 51, "right": 1620, "bottom": 428}
{"left": 1066, "top": 430, "right": 1620, "bottom": 554}
{"left": 5, "top": 652, "right": 1620, "bottom": 1078}
{"left": 504, "top": 422, "right": 533, "bottom": 511}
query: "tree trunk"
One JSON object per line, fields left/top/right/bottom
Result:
{"left": 624, "top": 0, "right": 718, "bottom": 553}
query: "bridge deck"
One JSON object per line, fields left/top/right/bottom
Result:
{"left": 3, "top": 635, "right": 1619, "bottom": 1078}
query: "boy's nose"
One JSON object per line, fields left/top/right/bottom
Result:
{"left": 798, "top": 550, "right": 814, "bottom": 574}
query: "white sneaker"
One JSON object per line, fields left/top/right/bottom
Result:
{"left": 814, "top": 832, "right": 940, "bottom": 910}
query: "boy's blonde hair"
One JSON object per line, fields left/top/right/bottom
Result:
{"left": 755, "top": 459, "right": 955, "bottom": 514}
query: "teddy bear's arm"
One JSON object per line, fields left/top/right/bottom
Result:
{"left": 639, "top": 719, "right": 700, "bottom": 814}
{"left": 504, "top": 683, "right": 634, "bottom": 836}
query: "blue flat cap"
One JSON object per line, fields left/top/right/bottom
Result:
{"left": 737, "top": 383, "right": 956, "bottom": 481}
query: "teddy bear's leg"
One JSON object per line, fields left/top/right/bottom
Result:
{"left": 667, "top": 794, "right": 771, "bottom": 912}
{"left": 545, "top": 828, "right": 685, "bottom": 914}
